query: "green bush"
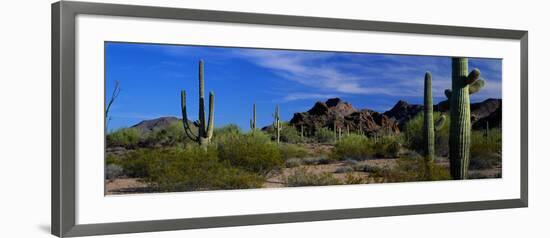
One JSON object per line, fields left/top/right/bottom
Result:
{"left": 469, "top": 128, "right": 501, "bottom": 170}
{"left": 143, "top": 121, "right": 190, "bottom": 147}
{"left": 371, "top": 136, "right": 401, "bottom": 158}
{"left": 280, "top": 124, "right": 302, "bottom": 143}
{"left": 105, "top": 164, "right": 123, "bottom": 180}
{"left": 212, "top": 124, "right": 242, "bottom": 144}
{"left": 403, "top": 112, "right": 449, "bottom": 156}
{"left": 279, "top": 143, "right": 309, "bottom": 160}
{"left": 214, "top": 124, "right": 241, "bottom": 136}
{"left": 331, "top": 134, "right": 372, "bottom": 160}
{"left": 315, "top": 127, "right": 335, "bottom": 143}
{"left": 106, "top": 127, "right": 141, "bottom": 148}
{"left": 302, "top": 156, "right": 334, "bottom": 165}
{"left": 344, "top": 172, "right": 366, "bottom": 184}
{"left": 285, "top": 158, "right": 302, "bottom": 168}
{"left": 217, "top": 132, "right": 283, "bottom": 175}
{"left": 471, "top": 128, "right": 502, "bottom": 157}
{"left": 285, "top": 167, "right": 342, "bottom": 187}
{"left": 116, "top": 149, "right": 154, "bottom": 178}
{"left": 381, "top": 157, "right": 451, "bottom": 182}
{"left": 129, "top": 146, "right": 264, "bottom": 192}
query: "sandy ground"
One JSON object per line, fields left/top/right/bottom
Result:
{"left": 264, "top": 159, "right": 398, "bottom": 188}
{"left": 106, "top": 178, "right": 150, "bottom": 195}
{"left": 105, "top": 158, "right": 502, "bottom": 194}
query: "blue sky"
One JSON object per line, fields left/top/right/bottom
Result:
{"left": 105, "top": 42, "right": 502, "bottom": 131}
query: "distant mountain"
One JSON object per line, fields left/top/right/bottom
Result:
{"left": 383, "top": 98, "right": 502, "bottom": 130}
{"left": 131, "top": 116, "right": 181, "bottom": 134}
{"left": 128, "top": 98, "right": 501, "bottom": 137}
{"left": 289, "top": 98, "right": 399, "bottom": 136}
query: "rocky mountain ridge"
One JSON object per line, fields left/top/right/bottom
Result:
{"left": 127, "top": 98, "right": 501, "bottom": 137}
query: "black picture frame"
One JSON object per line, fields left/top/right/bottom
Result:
{"left": 52, "top": 1, "right": 528, "bottom": 237}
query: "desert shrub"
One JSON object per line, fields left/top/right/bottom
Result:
{"left": 143, "top": 121, "right": 189, "bottom": 147}
{"left": 315, "top": 127, "right": 335, "bottom": 143}
{"left": 335, "top": 166, "right": 353, "bottom": 173}
{"left": 355, "top": 164, "right": 383, "bottom": 174}
{"left": 302, "top": 156, "right": 334, "bottom": 165}
{"left": 106, "top": 154, "right": 118, "bottom": 165}
{"left": 343, "top": 159, "right": 359, "bottom": 166}
{"left": 378, "top": 158, "right": 451, "bottom": 182}
{"left": 331, "top": 134, "right": 372, "bottom": 160}
{"left": 130, "top": 146, "right": 263, "bottom": 191}
{"left": 107, "top": 127, "right": 141, "bottom": 148}
{"left": 217, "top": 132, "right": 283, "bottom": 175}
{"left": 279, "top": 143, "right": 309, "bottom": 160}
{"left": 403, "top": 112, "right": 449, "bottom": 156}
{"left": 344, "top": 172, "right": 366, "bottom": 184}
{"left": 285, "top": 167, "right": 342, "bottom": 187}
{"left": 214, "top": 124, "right": 241, "bottom": 136}
{"left": 118, "top": 149, "right": 156, "bottom": 178}
{"left": 212, "top": 124, "right": 242, "bottom": 144}
{"left": 469, "top": 128, "right": 502, "bottom": 170}
{"left": 471, "top": 128, "right": 502, "bottom": 157}
{"left": 285, "top": 158, "right": 302, "bottom": 168}
{"left": 280, "top": 125, "right": 302, "bottom": 143}
{"left": 264, "top": 122, "right": 301, "bottom": 143}
{"left": 370, "top": 136, "right": 402, "bottom": 158}
{"left": 105, "top": 164, "right": 123, "bottom": 180}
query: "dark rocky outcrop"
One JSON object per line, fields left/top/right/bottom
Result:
{"left": 289, "top": 98, "right": 399, "bottom": 136}
{"left": 383, "top": 100, "right": 422, "bottom": 126}
{"left": 383, "top": 98, "right": 502, "bottom": 130}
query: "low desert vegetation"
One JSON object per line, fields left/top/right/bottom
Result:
{"left": 106, "top": 127, "right": 140, "bottom": 148}
{"left": 285, "top": 167, "right": 342, "bottom": 187}
{"left": 330, "top": 134, "right": 401, "bottom": 160}
{"left": 403, "top": 112, "right": 450, "bottom": 156}
{"left": 106, "top": 117, "right": 501, "bottom": 193}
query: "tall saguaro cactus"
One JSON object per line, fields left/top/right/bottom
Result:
{"left": 250, "top": 103, "right": 256, "bottom": 131}
{"left": 181, "top": 60, "right": 215, "bottom": 146}
{"left": 273, "top": 105, "right": 281, "bottom": 143}
{"left": 446, "top": 57, "right": 485, "bottom": 179}
{"left": 423, "top": 72, "right": 435, "bottom": 164}
{"left": 423, "top": 72, "right": 446, "bottom": 179}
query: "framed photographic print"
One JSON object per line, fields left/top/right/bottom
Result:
{"left": 52, "top": 1, "right": 528, "bottom": 237}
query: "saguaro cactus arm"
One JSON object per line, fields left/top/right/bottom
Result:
{"left": 465, "top": 68, "right": 481, "bottom": 84}
{"left": 434, "top": 115, "right": 446, "bottom": 131}
{"left": 181, "top": 90, "right": 199, "bottom": 142}
{"left": 206, "top": 91, "right": 215, "bottom": 139}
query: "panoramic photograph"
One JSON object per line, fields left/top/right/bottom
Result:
{"left": 104, "top": 42, "right": 502, "bottom": 195}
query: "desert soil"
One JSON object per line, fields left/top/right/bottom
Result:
{"left": 106, "top": 157, "right": 502, "bottom": 194}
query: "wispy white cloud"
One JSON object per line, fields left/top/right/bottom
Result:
{"left": 235, "top": 50, "right": 409, "bottom": 96}
{"left": 157, "top": 45, "right": 502, "bottom": 101}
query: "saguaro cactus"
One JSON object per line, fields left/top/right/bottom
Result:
{"left": 181, "top": 60, "right": 215, "bottom": 146}
{"left": 446, "top": 57, "right": 485, "bottom": 179}
{"left": 423, "top": 72, "right": 446, "bottom": 179}
{"left": 423, "top": 72, "right": 436, "bottom": 165}
{"left": 273, "top": 105, "right": 281, "bottom": 143}
{"left": 250, "top": 103, "right": 256, "bottom": 131}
